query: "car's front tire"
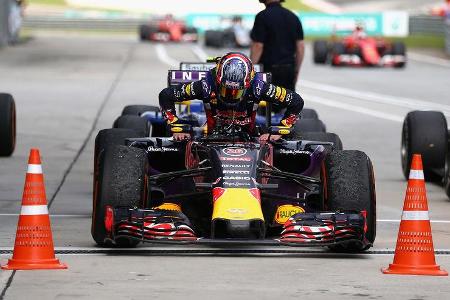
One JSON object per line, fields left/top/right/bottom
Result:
{"left": 0, "top": 93, "right": 16, "bottom": 156}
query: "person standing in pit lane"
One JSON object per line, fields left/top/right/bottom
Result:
{"left": 250, "top": 0, "right": 305, "bottom": 91}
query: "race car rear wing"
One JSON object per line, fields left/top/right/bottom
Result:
{"left": 167, "top": 70, "right": 271, "bottom": 87}
{"left": 179, "top": 62, "right": 263, "bottom": 72}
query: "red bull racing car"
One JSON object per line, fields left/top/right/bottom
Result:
{"left": 0, "top": 93, "right": 16, "bottom": 156}
{"left": 139, "top": 15, "right": 198, "bottom": 43}
{"left": 313, "top": 33, "right": 406, "bottom": 68}
{"left": 91, "top": 67, "right": 376, "bottom": 253}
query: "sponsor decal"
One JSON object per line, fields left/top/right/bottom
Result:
{"left": 171, "top": 127, "right": 183, "bottom": 133}
{"left": 223, "top": 170, "right": 250, "bottom": 175}
{"left": 278, "top": 129, "right": 291, "bottom": 135}
{"left": 226, "top": 208, "right": 248, "bottom": 215}
{"left": 275, "top": 87, "right": 282, "bottom": 99}
{"left": 223, "top": 176, "right": 251, "bottom": 181}
{"left": 220, "top": 157, "right": 252, "bottom": 162}
{"left": 266, "top": 84, "right": 274, "bottom": 97}
{"left": 279, "top": 149, "right": 310, "bottom": 155}
{"left": 279, "top": 88, "right": 287, "bottom": 102}
{"left": 224, "top": 182, "right": 251, "bottom": 187}
{"left": 221, "top": 164, "right": 251, "bottom": 168}
{"left": 223, "top": 147, "right": 247, "bottom": 157}
{"left": 147, "top": 146, "right": 179, "bottom": 152}
{"left": 274, "top": 205, "right": 305, "bottom": 225}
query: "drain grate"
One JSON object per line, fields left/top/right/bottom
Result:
{"left": 1, "top": 248, "right": 450, "bottom": 255}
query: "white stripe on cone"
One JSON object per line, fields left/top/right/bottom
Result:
{"left": 409, "top": 169, "right": 424, "bottom": 180}
{"left": 402, "top": 210, "right": 429, "bottom": 221}
{"left": 20, "top": 205, "right": 49, "bottom": 216}
{"left": 27, "top": 164, "right": 43, "bottom": 174}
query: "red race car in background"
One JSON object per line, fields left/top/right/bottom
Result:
{"left": 139, "top": 15, "right": 198, "bottom": 43}
{"left": 313, "top": 26, "right": 406, "bottom": 68}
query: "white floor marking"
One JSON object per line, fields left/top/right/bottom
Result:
{"left": 378, "top": 219, "right": 450, "bottom": 223}
{"left": 304, "top": 93, "right": 404, "bottom": 122}
{"left": 155, "top": 44, "right": 179, "bottom": 68}
{"left": 301, "top": 80, "right": 450, "bottom": 117}
{"left": 191, "top": 45, "right": 209, "bottom": 62}
{"left": 408, "top": 52, "right": 450, "bottom": 68}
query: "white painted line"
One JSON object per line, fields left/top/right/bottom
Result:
{"left": 191, "top": 45, "right": 209, "bottom": 62}
{"left": 0, "top": 213, "right": 90, "bottom": 217}
{"left": 408, "top": 52, "right": 450, "bottom": 68}
{"left": 409, "top": 169, "right": 425, "bottom": 180}
{"left": 155, "top": 44, "right": 179, "bottom": 68}
{"left": 304, "top": 93, "right": 404, "bottom": 122}
{"left": 27, "top": 164, "right": 42, "bottom": 174}
{"left": 378, "top": 219, "right": 450, "bottom": 223}
{"left": 20, "top": 205, "right": 49, "bottom": 216}
{"left": 301, "top": 80, "right": 450, "bottom": 117}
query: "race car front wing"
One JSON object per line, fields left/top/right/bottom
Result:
{"left": 105, "top": 207, "right": 368, "bottom": 248}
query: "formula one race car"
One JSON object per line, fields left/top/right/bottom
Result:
{"left": 0, "top": 93, "right": 16, "bottom": 156}
{"left": 205, "top": 16, "right": 251, "bottom": 48}
{"left": 91, "top": 70, "right": 376, "bottom": 253}
{"left": 401, "top": 111, "right": 450, "bottom": 199}
{"left": 313, "top": 34, "right": 406, "bottom": 68}
{"left": 139, "top": 15, "right": 198, "bottom": 43}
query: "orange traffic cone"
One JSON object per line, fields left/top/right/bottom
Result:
{"left": 1, "top": 149, "right": 67, "bottom": 270}
{"left": 382, "top": 154, "right": 447, "bottom": 276}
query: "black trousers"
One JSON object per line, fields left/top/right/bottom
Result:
{"left": 265, "top": 64, "right": 296, "bottom": 91}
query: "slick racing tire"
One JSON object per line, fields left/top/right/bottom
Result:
{"left": 401, "top": 111, "right": 448, "bottom": 182}
{"left": 331, "top": 42, "right": 345, "bottom": 67}
{"left": 445, "top": 150, "right": 450, "bottom": 199}
{"left": 113, "top": 115, "right": 151, "bottom": 137}
{"left": 392, "top": 42, "right": 406, "bottom": 68}
{"left": 322, "top": 150, "right": 376, "bottom": 252}
{"left": 205, "top": 30, "right": 224, "bottom": 48}
{"left": 300, "top": 132, "right": 343, "bottom": 151}
{"left": 139, "top": 24, "right": 150, "bottom": 41}
{"left": 93, "top": 129, "right": 141, "bottom": 219}
{"left": 313, "top": 40, "right": 328, "bottom": 64}
{"left": 0, "top": 93, "right": 16, "bottom": 156}
{"left": 92, "top": 145, "right": 148, "bottom": 247}
{"left": 300, "top": 108, "right": 319, "bottom": 120}
{"left": 121, "top": 105, "right": 160, "bottom": 116}
{"left": 292, "top": 118, "right": 326, "bottom": 136}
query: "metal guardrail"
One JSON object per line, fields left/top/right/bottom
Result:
{"left": 409, "top": 15, "right": 445, "bottom": 35}
{"left": 23, "top": 16, "right": 147, "bottom": 31}
{"left": 446, "top": 19, "right": 450, "bottom": 55}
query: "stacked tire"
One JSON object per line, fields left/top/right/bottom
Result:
{"left": 0, "top": 93, "right": 16, "bottom": 156}
{"left": 401, "top": 110, "right": 449, "bottom": 199}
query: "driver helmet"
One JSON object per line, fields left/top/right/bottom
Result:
{"left": 215, "top": 52, "right": 255, "bottom": 107}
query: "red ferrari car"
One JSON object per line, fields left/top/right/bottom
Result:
{"left": 139, "top": 15, "right": 198, "bottom": 43}
{"left": 313, "top": 30, "right": 406, "bottom": 68}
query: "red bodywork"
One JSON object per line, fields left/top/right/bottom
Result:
{"left": 144, "top": 16, "right": 198, "bottom": 42}
{"left": 331, "top": 34, "right": 406, "bottom": 67}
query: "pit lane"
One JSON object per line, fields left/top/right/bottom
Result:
{"left": 1, "top": 32, "right": 450, "bottom": 299}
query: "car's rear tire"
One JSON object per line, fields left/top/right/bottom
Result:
{"left": 113, "top": 115, "right": 151, "bottom": 137}
{"left": 300, "top": 108, "right": 319, "bottom": 120}
{"left": 92, "top": 145, "right": 147, "bottom": 247}
{"left": 0, "top": 93, "right": 16, "bottom": 156}
{"left": 292, "top": 119, "right": 326, "bottom": 136}
{"left": 139, "top": 25, "right": 150, "bottom": 41}
{"left": 205, "top": 30, "right": 224, "bottom": 48}
{"left": 300, "top": 132, "right": 343, "bottom": 151}
{"left": 401, "top": 111, "right": 448, "bottom": 182}
{"left": 122, "top": 105, "right": 160, "bottom": 116}
{"left": 322, "top": 150, "right": 376, "bottom": 252}
{"left": 313, "top": 40, "right": 328, "bottom": 64}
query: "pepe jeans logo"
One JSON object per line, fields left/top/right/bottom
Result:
{"left": 222, "top": 147, "right": 247, "bottom": 157}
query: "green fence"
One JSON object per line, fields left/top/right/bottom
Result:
{"left": 186, "top": 11, "right": 409, "bottom": 37}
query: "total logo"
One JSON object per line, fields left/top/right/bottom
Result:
{"left": 222, "top": 147, "right": 247, "bottom": 157}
